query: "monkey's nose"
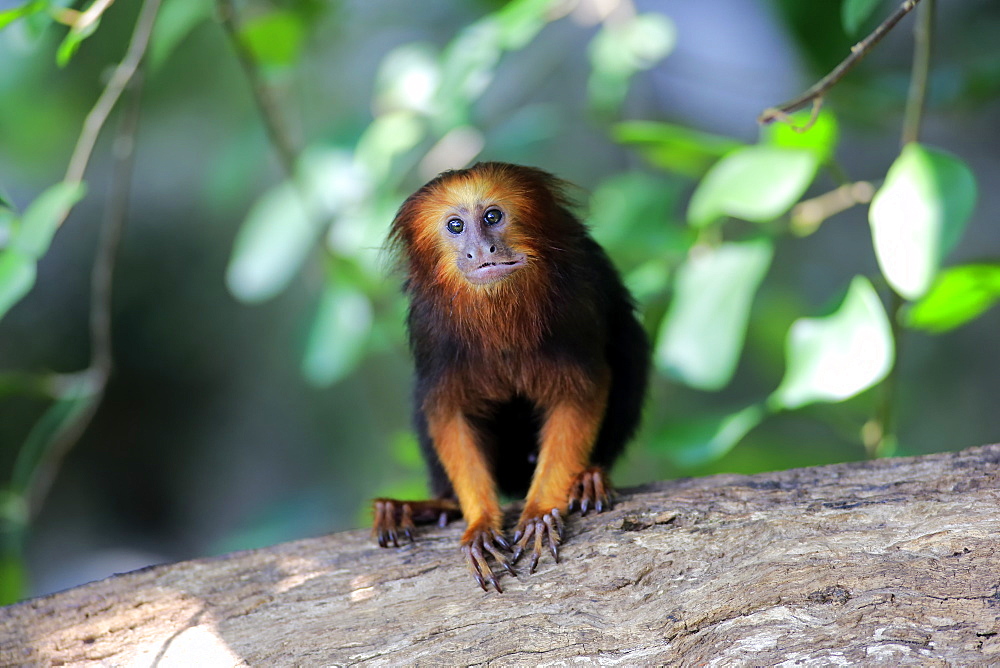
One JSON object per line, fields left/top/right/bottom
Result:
{"left": 466, "top": 245, "right": 497, "bottom": 260}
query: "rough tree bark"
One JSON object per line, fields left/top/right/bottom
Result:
{"left": 2, "top": 444, "right": 999, "bottom": 666}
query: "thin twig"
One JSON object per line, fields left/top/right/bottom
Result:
{"left": 216, "top": 0, "right": 299, "bottom": 177}
{"left": 759, "top": 0, "right": 922, "bottom": 125}
{"left": 871, "top": 0, "right": 936, "bottom": 459}
{"left": 901, "top": 0, "right": 934, "bottom": 145}
{"left": 89, "top": 84, "right": 141, "bottom": 380}
{"left": 25, "top": 44, "right": 147, "bottom": 518}
{"left": 0, "top": 372, "right": 60, "bottom": 400}
{"left": 74, "top": 0, "right": 117, "bottom": 34}
{"left": 63, "top": 0, "right": 160, "bottom": 189}
{"left": 790, "top": 181, "right": 875, "bottom": 235}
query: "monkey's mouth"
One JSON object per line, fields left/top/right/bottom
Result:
{"left": 465, "top": 258, "right": 526, "bottom": 284}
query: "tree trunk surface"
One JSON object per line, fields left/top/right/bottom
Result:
{"left": 2, "top": 445, "right": 1000, "bottom": 666}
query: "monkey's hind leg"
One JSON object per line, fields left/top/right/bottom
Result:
{"left": 372, "top": 497, "right": 461, "bottom": 547}
{"left": 567, "top": 466, "right": 613, "bottom": 515}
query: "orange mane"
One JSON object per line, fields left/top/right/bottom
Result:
{"left": 389, "top": 163, "right": 584, "bottom": 351}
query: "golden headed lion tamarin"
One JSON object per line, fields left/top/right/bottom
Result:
{"left": 373, "top": 162, "right": 650, "bottom": 592}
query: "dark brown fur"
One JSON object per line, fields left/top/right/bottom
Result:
{"left": 375, "top": 163, "right": 650, "bottom": 591}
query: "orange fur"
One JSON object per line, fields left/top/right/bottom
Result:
{"left": 379, "top": 162, "right": 650, "bottom": 589}
{"left": 521, "top": 383, "right": 609, "bottom": 516}
{"left": 391, "top": 164, "right": 610, "bottom": 521}
{"left": 389, "top": 163, "right": 578, "bottom": 352}
{"left": 427, "top": 410, "right": 502, "bottom": 536}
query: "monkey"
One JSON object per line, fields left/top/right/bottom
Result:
{"left": 373, "top": 162, "right": 650, "bottom": 592}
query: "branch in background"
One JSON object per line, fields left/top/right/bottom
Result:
{"left": 216, "top": 0, "right": 300, "bottom": 178}
{"left": 63, "top": 0, "right": 161, "bottom": 191}
{"left": 901, "top": 0, "right": 935, "bottom": 145}
{"left": 23, "top": 69, "right": 146, "bottom": 518}
{"left": 70, "top": 0, "right": 116, "bottom": 33}
{"left": 758, "top": 0, "right": 922, "bottom": 125}
{"left": 790, "top": 181, "right": 875, "bottom": 235}
{"left": 872, "top": 0, "right": 936, "bottom": 459}
{"left": 0, "top": 372, "right": 61, "bottom": 400}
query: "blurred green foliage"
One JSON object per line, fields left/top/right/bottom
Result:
{"left": 0, "top": 0, "right": 998, "bottom": 605}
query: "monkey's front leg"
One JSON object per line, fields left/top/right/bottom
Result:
{"left": 513, "top": 397, "right": 606, "bottom": 573}
{"left": 429, "top": 410, "right": 514, "bottom": 592}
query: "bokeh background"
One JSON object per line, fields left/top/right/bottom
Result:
{"left": 1, "top": 0, "right": 998, "bottom": 601}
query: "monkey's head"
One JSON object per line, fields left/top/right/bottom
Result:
{"left": 389, "top": 163, "right": 581, "bottom": 291}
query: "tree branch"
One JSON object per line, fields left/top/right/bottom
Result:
{"left": 758, "top": 0, "right": 922, "bottom": 125}
{"left": 215, "top": 0, "right": 300, "bottom": 178}
{"left": 23, "top": 70, "right": 145, "bottom": 519}
{"left": 873, "top": 0, "right": 936, "bottom": 458}
{"left": 3, "top": 444, "right": 1000, "bottom": 664}
{"left": 789, "top": 181, "right": 875, "bottom": 235}
{"left": 900, "top": 0, "right": 935, "bottom": 145}
{"left": 63, "top": 0, "right": 160, "bottom": 190}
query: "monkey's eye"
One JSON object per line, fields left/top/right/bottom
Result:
{"left": 483, "top": 208, "right": 503, "bottom": 226}
{"left": 447, "top": 218, "right": 465, "bottom": 234}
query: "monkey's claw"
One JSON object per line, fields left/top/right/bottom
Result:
{"left": 512, "top": 508, "right": 564, "bottom": 574}
{"left": 462, "top": 526, "right": 514, "bottom": 593}
{"left": 373, "top": 498, "right": 417, "bottom": 547}
{"left": 372, "top": 497, "right": 461, "bottom": 547}
{"left": 567, "top": 467, "right": 613, "bottom": 516}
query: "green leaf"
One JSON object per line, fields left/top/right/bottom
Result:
{"left": 688, "top": 146, "right": 819, "bottom": 228}
{"left": 226, "top": 181, "right": 318, "bottom": 303}
{"left": 0, "top": 554, "right": 27, "bottom": 606}
{"left": 588, "top": 13, "right": 676, "bottom": 114}
{"left": 771, "top": 276, "right": 893, "bottom": 409}
{"left": 842, "top": 0, "right": 883, "bottom": 35}
{"left": 869, "top": 144, "right": 977, "bottom": 301}
{"left": 149, "top": 0, "right": 213, "bottom": 71}
{"left": 301, "top": 280, "right": 373, "bottom": 387}
{"left": 239, "top": 10, "right": 305, "bottom": 68}
{"left": 624, "top": 260, "right": 671, "bottom": 303}
{"left": 656, "top": 239, "right": 773, "bottom": 390}
{"left": 0, "top": 250, "right": 36, "bottom": 321}
{"left": 56, "top": 15, "right": 101, "bottom": 67}
{"left": 11, "top": 375, "right": 98, "bottom": 495}
{"left": 355, "top": 111, "right": 425, "bottom": 184}
{"left": 0, "top": 0, "right": 47, "bottom": 32}
{"left": 0, "top": 485, "right": 28, "bottom": 603}
{"left": 15, "top": 181, "right": 86, "bottom": 258}
{"left": 588, "top": 171, "right": 688, "bottom": 253}
{"left": 437, "top": 20, "right": 502, "bottom": 118}
{"left": 375, "top": 44, "right": 441, "bottom": 115}
{"left": 390, "top": 430, "right": 424, "bottom": 469}
{"left": 432, "top": 0, "right": 555, "bottom": 126}
{"left": 906, "top": 263, "right": 1000, "bottom": 333}
{"left": 652, "top": 404, "right": 765, "bottom": 467}
{"left": 612, "top": 121, "right": 743, "bottom": 178}
{"left": 762, "top": 108, "right": 839, "bottom": 163}
{"left": 493, "top": 0, "right": 553, "bottom": 50}
{"left": 0, "top": 209, "right": 17, "bottom": 249}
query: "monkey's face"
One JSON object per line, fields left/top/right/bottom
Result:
{"left": 440, "top": 204, "right": 527, "bottom": 285}
{"left": 394, "top": 163, "right": 570, "bottom": 291}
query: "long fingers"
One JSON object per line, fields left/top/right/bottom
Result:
{"left": 568, "top": 468, "right": 614, "bottom": 516}
{"left": 463, "top": 528, "right": 515, "bottom": 593}
{"left": 373, "top": 499, "right": 405, "bottom": 547}
{"left": 512, "top": 509, "right": 563, "bottom": 574}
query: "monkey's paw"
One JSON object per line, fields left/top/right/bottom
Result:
{"left": 568, "top": 466, "right": 613, "bottom": 516}
{"left": 372, "top": 498, "right": 460, "bottom": 547}
{"left": 512, "top": 508, "right": 564, "bottom": 574}
{"left": 372, "top": 498, "right": 417, "bottom": 547}
{"left": 461, "top": 524, "right": 514, "bottom": 593}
